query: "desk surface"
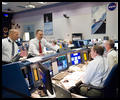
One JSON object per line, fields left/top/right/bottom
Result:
{"left": 52, "top": 63, "right": 88, "bottom": 90}
{"left": 31, "top": 62, "right": 88, "bottom": 98}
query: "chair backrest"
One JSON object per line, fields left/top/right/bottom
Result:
{"left": 103, "top": 63, "right": 118, "bottom": 98}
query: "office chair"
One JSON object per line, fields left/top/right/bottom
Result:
{"left": 103, "top": 63, "right": 118, "bottom": 98}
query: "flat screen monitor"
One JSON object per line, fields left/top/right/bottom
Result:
{"left": 30, "top": 63, "right": 40, "bottom": 88}
{"left": 71, "top": 52, "right": 81, "bottom": 65}
{"left": 83, "top": 40, "right": 89, "bottom": 46}
{"left": 56, "top": 55, "right": 68, "bottom": 72}
{"left": 81, "top": 50, "right": 89, "bottom": 63}
{"left": 38, "top": 62, "right": 54, "bottom": 95}
{"left": 114, "top": 41, "right": 118, "bottom": 50}
{"left": 103, "top": 36, "right": 109, "bottom": 40}
{"left": 72, "top": 33, "right": 82, "bottom": 41}
{"left": 78, "top": 40, "right": 84, "bottom": 47}
{"left": 41, "top": 60, "right": 53, "bottom": 77}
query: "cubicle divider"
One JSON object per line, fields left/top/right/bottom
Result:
{"left": 2, "top": 48, "right": 91, "bottom": 98}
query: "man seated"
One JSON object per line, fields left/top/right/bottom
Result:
{"left": 78, "top": 45, "right": 110, "bottom": 97}
{"left": 105, "top": 40, "right": 118, "bottom": 70}
{"left": 51, "top": 40, "right": 60, "bottom": 51}
{"left": 68, "top": 40, "right": 74, "bottom": 48}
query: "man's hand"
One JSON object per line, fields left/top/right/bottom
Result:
{"left": 38, "top": 53, "right": 44, "bottom": 56}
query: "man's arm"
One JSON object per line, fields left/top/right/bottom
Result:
{"left": 43, "top": 39, "right": 57, "bottom": 51}
{"left": 82, "top": 62, "right": 95, "bottom": 84}
{"left": 29, "top": 40, "right": 39, "bottom": 56}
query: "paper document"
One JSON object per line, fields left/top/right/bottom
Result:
{"left": 61, "top": 80, "right": 76, "bottom": 87}
{"left": 26, "top": 56, "right": 43, "bottom": 63}
{"left": 63, "top": 74, "right": 79, "bottom": 80}
{"left": 63, "top": 71, "right": 84, "bottom": 81}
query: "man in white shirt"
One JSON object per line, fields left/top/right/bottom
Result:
{"left": 28, "top": 30, "right": 56, "bottom": 56}
{"left": 105, "top": 40, "right": 118, "bottom": 70}
{"left": 51, "top": 40, "right": 60, "bottom": 51}
{"left": 2, "top": 29, "right": 19, "bottom": 64}
{"left": 68, "top": 40, "right": 74, "bottom": 48}
{"left": 80, "top": 45, "right": 110, "bottom": 97}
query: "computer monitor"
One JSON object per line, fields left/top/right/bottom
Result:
{"left": 114, "top": 41, "right": 118, "bottom": 50}
{"left": 56, "top": 55, "right": 68, "bottom": 72}
{"left": 81, "top": 50, "right": 89, "bottom": 63}
{"left": 71, "top": 52, "right": 81, "bottom": 65}
{"left": 78, "top": 40, "right": 84, "bottom": 47}
{"left": 103, "top": 36, "right": 109, "bottom": 40}
{"left": 38, "top": 62, "right": 54, "bottom": 95}
{"left": 83, "top": 40, "right": 89, "bottom": 46}
{"left": 30, "top": 63, "right": 40, "bottom": 88}
{"left": 72, "top": 33, "right": 82, "bottom": 41}
{"left": 41, "top": 59, "right": 53, "bottom": 77}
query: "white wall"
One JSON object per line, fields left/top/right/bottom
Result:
{"left": 13, "top": 2, "right": 118, "bottom": 41}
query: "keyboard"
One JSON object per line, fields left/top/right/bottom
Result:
{"left": 52, "top": 71, "right": 69, "bottom": 81}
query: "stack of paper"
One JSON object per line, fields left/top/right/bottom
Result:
{"left": 26, "top": 56, "right": 43, "bottom": 63}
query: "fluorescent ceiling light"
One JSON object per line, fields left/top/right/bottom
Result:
{"left": 25, "top": 4, "right": 35, "bottom": 8}
{"left": 38, "top": 2, "right": 46, "bottom": 4}
{"left": 2, "top": 2, "right": 8, "bottom": 5}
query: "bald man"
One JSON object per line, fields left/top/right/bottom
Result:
{"left": 2, "top": 29, "right": 19, "bottom": 64}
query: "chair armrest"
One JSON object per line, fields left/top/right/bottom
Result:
{"left": 80, "top": 83, "right": 105, "bottom": 90}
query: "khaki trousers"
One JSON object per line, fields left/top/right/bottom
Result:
{"left": 80, "top": 87, "right": 102, "bottom": 97}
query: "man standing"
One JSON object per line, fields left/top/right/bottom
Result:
{"left": 2, "top": 29, "right": 19, "bottom": 65}
{"left": 105, "top": 40, "right": 118, "bottom": 70}
{"left": 29, "top": 29, "right": 56, "bottom": 56}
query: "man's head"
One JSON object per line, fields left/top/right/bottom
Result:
{"left": 90, "top": 45, "right": 104, "bottom": 59}
{"left": 36, "top": 30, "right": 43, "bottom": 40}
{"left": 52, "top": 40, "right": 57, "bottom": 46}
{"left": 68, "top": 40, "right": 72, "bottom": 45}
{"left": 8, "top": 29, "right": 19, "bottom": 41}
{"left": 105, "top": 40, "right": 114, "bottom": 52}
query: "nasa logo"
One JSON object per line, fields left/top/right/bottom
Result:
{"left": 27, "top": 26, "right": 30, "bottom": 31}
{"left": 108, "top": 3, "right": 117, "bottom": 11}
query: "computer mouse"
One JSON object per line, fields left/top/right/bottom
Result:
{"left": 67, "top": 70, "right": 74, "bottom": 73}
{"left": 63, "top": 80, "right": 69, "bottom": 83}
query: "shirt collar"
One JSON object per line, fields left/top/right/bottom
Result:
{"left": 35, "top": 38, "right": 42, "bottom": 42}
{"left": 94, "top": 55, "right": 102, "bottom": 59}
{"left": 108, "top": 48, "right": 114, "bottom": 53}
{"left": 8, "top": 37, "right": 14, "bottom": 42}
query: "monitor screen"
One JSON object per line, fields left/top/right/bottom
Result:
{"left": 30, "top": 63, "right": 39, "bottom": 82}
{"left": 81, "top": 50, "right": 89, "bottom": 63}
{"left": 83, "top": 40, "right": 89, "bottom": 46}
{"left": 114, "top": 41, "right": 118, "bottom": 50}
{"left": 71, "top": 52, "right": 81, "bottom": 65}
{"left": 83, "top": 53, "right": 87, "bottom": 61}
{"left": 30, "top": 63, "right": 40, "bottom": 88}
{"left": 33, "top": 68, "right": 39, "bottom": 81}
{"left": 38, "top": 62, "right": 54, "bottom": 95}
{"left": 78, "top": 40, "right": 84, "bottom": 47}
{"left": 42, "top": 60, "right": 53, "bottom": 76}
{"left": 56, "top": 55, "right": 68, "bottom": 71}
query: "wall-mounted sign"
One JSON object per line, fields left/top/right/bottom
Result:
{"left": 108, "top": 3, "right": 117, "bottom": 11}
{"left": 44, "top": 13, "right": 53, "bottom": 35}
{"left": 91, "top": 5, "right": 106, "bottom": 34}
{"left": 23, "top": 25, "right": 34, "bottom": 32}
{"left": 3, "top": 27, "right": 8, "bottom": 33}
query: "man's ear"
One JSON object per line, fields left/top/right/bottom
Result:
{"left": 94, "top": 50, "right": 98, "bottom": 54}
